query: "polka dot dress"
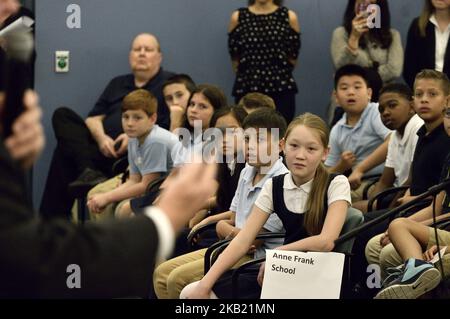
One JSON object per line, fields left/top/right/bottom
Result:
{"left": 228, "top": 6, "right": 301, "bottom": 98}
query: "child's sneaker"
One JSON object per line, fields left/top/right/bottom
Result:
{"left": 375, "top": 258, "right": 441, "bottom": 299}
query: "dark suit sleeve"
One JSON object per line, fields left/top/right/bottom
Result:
{"left": 0, "top": 142, "right": 160, "bottom": 298}
{"left": 403, "top": 19, "right": 420, "bottom": 88}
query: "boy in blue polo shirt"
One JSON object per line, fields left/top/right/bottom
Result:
{"left": 153, "top": 108, "right": 288, "bottom": 299}
{"left": 87, "top": 89, "right": 178, "bottom": 218}
{"left": 325, "top": 64, "right": 391, "bottom": 201}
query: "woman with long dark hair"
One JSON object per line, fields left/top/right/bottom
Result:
{"left": 331, "top": 0, "right": 403, "bottom": 84}
{"left": 403, "top": 0, "right": 450, "bottom": 88}
{"left": 228, "top": 0, "right": 301, "bottom": 123}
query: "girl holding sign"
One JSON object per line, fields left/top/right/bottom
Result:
{"left": 182, "top": 113, "right": 352, "bottom": 299}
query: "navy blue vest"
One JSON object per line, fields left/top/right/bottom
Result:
{"left": 272, "top": 173, "right": 339, "bottom": 245}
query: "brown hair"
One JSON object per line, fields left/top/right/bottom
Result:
{"left": 122, "top": 89, "right": 158, "bottom": 116}
{"left": 414, "top": 69, "right": 450, "bottom": 96}
{"left": 238, "top": 92, "right": 276, "bottom": 110}
{"left": 284, "top": 113, "right": 330, "bottom": 236}
{"left": 418, "top": 0, "right": 434, "bottom": 37}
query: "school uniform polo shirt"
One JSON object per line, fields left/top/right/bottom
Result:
{"left": 230, "top": 157, "right": 288, "bottom": 258}
{"left": 128, "top": 125, "right": 178, "bottom": 176}
{"left": 385, "top": 114, "right": 424, "bottom": 187}
{"left": 325, "top": 102, "right": 392, "bottom": 176}
{"left": 410, "top": 123, "right": 450, "bottom": 196}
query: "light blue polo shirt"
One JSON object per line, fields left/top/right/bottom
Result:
{"left": 325, "top": 102, "right": 392, "bottom": 176}
{"left": 230, "top": 157, "right": 288, "bottom": 258}
{"left": 128, "top": 125, "right": 179, "bottom": 176}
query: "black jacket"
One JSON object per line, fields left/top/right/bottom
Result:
{"left": 403, "top": 17, "right": 450, "bottom": 88}
{"left": 0, "top": 140, "right": 159, "bottom": 298}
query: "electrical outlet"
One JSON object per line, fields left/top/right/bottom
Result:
{"left": 55, "top": 51, "right": 70, "bottom": 73}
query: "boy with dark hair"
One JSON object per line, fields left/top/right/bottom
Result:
{"left": 153, "top": 107, "right": 288, "bottom": 299}
{"left": 162, "top": 74, "right": 196, "bottom": 132}
{"left": 325, "top": 64, "right": 392, "bottom": 202}
{"left": 351, "top": 83, "right": 424, "bottom": 212}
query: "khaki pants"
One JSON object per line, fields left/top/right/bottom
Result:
{"left": 366, "top": 229, "right": 450, "bottom": 280}
{"left": 365, "top": 233, "right": 402, "bottom": 280}
{"left": 351, "top": 180, "right": 375, "bottom": 203}
{"left": 71, "top": 174, "right": 123, "bottom": 222}
{"left": 153, "top": 248, "right": 252, "bottom": 299}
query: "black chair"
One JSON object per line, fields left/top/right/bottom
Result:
{"left": 367, "top": 185, "right": 409, "bottom": 212}
{"left": 361, "top": 174, "right": 381, "bottom": 200}
{"left": 70, "top": 156, "right": 128, "bottom": 224}
{"left": 204, "top": 207, "right": 364, "bottom": 299}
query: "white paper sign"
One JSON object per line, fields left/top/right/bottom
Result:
{"left": 0, "top": 16, "right": 34, "bottom": 37}
{"left": 261, "top": 250, "right": 345, "bottom": 299}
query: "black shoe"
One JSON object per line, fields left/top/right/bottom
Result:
{"left": 68, "top": 168, "right": 107, "bottom": 197}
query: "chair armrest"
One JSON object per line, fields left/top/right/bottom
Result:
{"left": 145, "top": 176, "right": 166, "bottom": 193}
{"left": 112, "top": 156, "right": 128, "bottom": 175}
{"left": 397, "top": 199, "right": 432, "bottom": 218}
{"left": 362, "top": 174, "right": 381, "bottom": 200}
{"left": 187, "top": 222, "right": 218, "bottom": 247}
{"left": 433, "top": 215, "right": 450, "bottom": 229}
{"left": 368, "top": 185, "right": 409, "bottom": 212}
{"left": 204, "top": 232, "right": 286, "bottom": 273}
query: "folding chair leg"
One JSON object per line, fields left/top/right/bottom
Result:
{"left": 77, "top": 197, "right": 88, "bottom": 225}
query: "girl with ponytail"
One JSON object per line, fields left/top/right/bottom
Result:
{"left": 182, "top": 113, "right": 352, "bottom": 299}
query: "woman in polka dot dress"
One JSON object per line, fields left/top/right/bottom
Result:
{"left": 228, "top": 0, "right": 301, "bottom": 123}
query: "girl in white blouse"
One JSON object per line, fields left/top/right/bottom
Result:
{"left": 181, "top": 113, "right": 352, "bottom": 299}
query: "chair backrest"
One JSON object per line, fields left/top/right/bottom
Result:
{"left": 333, "top": 207, "right": 364, "bottom": 254}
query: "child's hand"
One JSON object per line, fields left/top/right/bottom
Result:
{"left": 379, "top": 231, "right": 391, "bottom": 247}
{"left": 247, "top": 245, "right": 256, "bottom": 254}
{"left": 190, "top": 216, "right": 212, "bottom": 235}
{"left": 348, "top": 168, "right": 364, "bottom": 190}
{"left": 87, "top": 194, "right": 109, "bottom": 214}
{"left": 423, "top": 245, "right": 439, "bottom": 262}
{"left": 216, "top": 220, "right": 235, "bottom": 240}
{"left": 339, "top": 151, "right": 356, "bottom": 171}
{"left": 257, "top": 262, "right": 266, "bottom": 287}
{"left": 423, "top": 245, "right": 448, "bottom": 262}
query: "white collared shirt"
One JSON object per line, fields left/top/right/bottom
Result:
{"left": 385, "top": 115, "right": 424, "bottom": 187}
{"left": 430, "top": 15, "right": 450, "bottom": 72}
{"left": 255, "top": 173, "right": 351, "bottom": 215}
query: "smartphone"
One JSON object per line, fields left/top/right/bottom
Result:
{"left": 358, "top": 0, "right": 370, "bottom": 18}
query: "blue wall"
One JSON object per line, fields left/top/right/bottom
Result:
{"left": 34, "top": 0, "right": 423, "bottom": 208}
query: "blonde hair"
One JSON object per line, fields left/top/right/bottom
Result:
{"left": 284, "top": 113, "right": 330, "bottom": 236}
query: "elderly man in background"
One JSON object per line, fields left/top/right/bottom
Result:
{"left": 40, "top": 33, "right": 175, "bottom": 219}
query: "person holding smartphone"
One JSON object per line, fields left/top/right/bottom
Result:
{"left": 328, "top": 0, "right": 403, "bottom": 125}
{"left": 331, "top": 0, "right": 403, "bottom": 85}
